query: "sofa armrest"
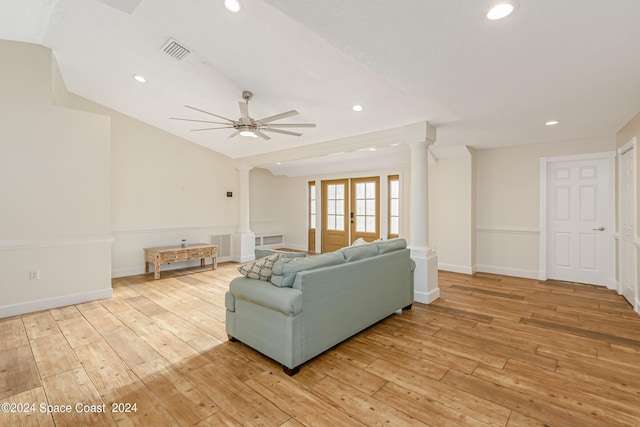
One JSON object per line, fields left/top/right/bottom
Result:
{"left": 229, "top": 277, "right": 303, "bottom": 316}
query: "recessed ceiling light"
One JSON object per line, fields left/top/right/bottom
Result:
{"left": 352, "top": 104, "right": 364, "bottom": 112}
{"left": 224, "top": 0, "right": 241, "bottom": 12}
{"left": 487, "top": 1, "right": 517, "bottom": 20}
{"left": 545, "top": 120, "right": 560, "bottom": 126}
{"left": 133, "top": 74, "right": 146, "bottom": 83}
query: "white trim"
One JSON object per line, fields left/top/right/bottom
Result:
{"left": 438, "top": 263, "right": 475, "bottom": 275}
{"left": 0, "top": 287, "right": 113, "bottom": 318}
{"left": 539, "top": 151, "right": 616, "bottom": 284}
{"left": 414, "top": 287, "right": 440, "bottom": 304}
{"left": 476, "top": 264, "right": 543, "bottom": 280}
{"left": 112, "top": 224, "right": 237, "bottom": 235}
{"left": 475, "top": 226, "right": 540, "bottom": 235}
{"left": 0, "top": 236, "right": 113, "bottom": 250}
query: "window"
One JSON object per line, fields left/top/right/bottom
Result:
{"left": 388, "top": 175, "right": 400, "bottom": 238}
{"left": 309, "top": 181, "right": 316, "bottom": 229}
{"left": 326, "top": 183, "right": 345, "bottom": 231}
{"left": 354, "top": 181, "right": 377, "bottom": 233}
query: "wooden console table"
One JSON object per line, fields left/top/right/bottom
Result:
{"left": 144, "top": 243, "right": 217, "bottom": 279}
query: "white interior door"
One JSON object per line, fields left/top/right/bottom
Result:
{"left": 547, "top": 157, "right": 612, "bottom": 285}
{"left": 620, "top": 146, "right": 636, "bottom": 306}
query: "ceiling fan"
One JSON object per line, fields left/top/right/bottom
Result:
{"left": 171, "top": 90, "right": 316, "bottom": 140}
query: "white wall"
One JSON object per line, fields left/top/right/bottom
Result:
{"left": 0, "top": 40, "right": 112, "bottom": 317}
{"left": 428, "top": 149, "right": 475, "bottom": 274}
{"left": 475, "top": 136, "right": 615, "bottom": 278}
{"left": 66, "top": 95, "right": 240, "bottom": 277}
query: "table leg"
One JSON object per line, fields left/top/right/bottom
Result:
{"left": 213, "top": 256, "right": 218, "bottom": 270}
{"left": 154, "top": 261, "right": 160, "bottom": 280}
{"left": 145, "top": 262, "right": 149, "bottom": 274}
{"left": 200, "top": 258, "right": 205, "bottom": 267}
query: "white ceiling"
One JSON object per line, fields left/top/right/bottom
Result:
{"left": 2, "top": 0, "right": 640, "bottom": 174}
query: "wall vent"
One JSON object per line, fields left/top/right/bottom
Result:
{"left": 161, "top": 38, "right": 191, "bottom": 61}
{"left": 210, "top": 234, "right": 232, "bottom": 258}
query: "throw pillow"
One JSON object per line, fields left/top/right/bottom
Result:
{"left": 237, "top": 253, "right": 282, "bottom": 281}
{"left": 351, "top": 237, "right": 367, "bottom": 246}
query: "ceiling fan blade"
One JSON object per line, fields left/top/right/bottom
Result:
{"left": 265, "top": 123, "right": 316, "bottom": 128}
{"left": 228, "top": 130, "right": 240, "bottom": 138}
{"left": 190, "top": 126, "right": 235, "bottom": 132}
{"left": 238, "top": 101, "right": 250, "bottom": 121}
{"left": 184, "top": 105, "right": 235, "bottom": 123}
{"left": 254, "top": 130, "right": 271, "bottom": 140}
{"left": 261, "top": 128, "right": 303, "bottom": 137}
{"left": 171, "top": 117, "right": 232, "bottom": 125}
{"left": 257, "top": 110, "right": 298, "bottom": 124}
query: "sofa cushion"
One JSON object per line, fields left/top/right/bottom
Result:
{"left": 237, "top": 253, "right": 282, "bottom": 281}
{"left": 338, "top": 243, "right": 379, "bottom": 262}
{"left": 270, "top": 252, "right": 346, "bottom": 287}
{"left": 374, "top": 238, "right": 407, "bottom": 254}
{"left": 229, "top": 277, "right": 302, "bottom": 316}
{"left": 255, "top": 248, "right": 306, "bottom": 260}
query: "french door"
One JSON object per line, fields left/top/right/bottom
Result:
{"left": 321, "top": 179, "right": 349, "bottom": 252}
{"left": 350, "top": 177, "right": 380, "bottom": 243}
{"left": 320, "top": 177, "right": 381, "bottom": 252}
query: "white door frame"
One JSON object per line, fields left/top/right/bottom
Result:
{"left": 539, "top": 151, "right": 616, "bottom": 287}
{"left": 618, "top": 137, "right": 638, "bottom": 312}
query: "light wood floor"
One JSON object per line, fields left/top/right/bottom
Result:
{"left": 1, "top": 264, "right": 640, "bottom": 426}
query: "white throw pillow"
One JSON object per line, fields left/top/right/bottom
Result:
{"left": 237, "top": 253, "right": 282, "bottom": 281}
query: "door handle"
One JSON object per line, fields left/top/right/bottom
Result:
{"left": 592, "top": 226, "right": 605, "bottom": 231}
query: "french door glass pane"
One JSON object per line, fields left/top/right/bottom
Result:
{"left": 390, "top": 181, "right": 399, "bottom": 198}
{"left": 356, "top": 200, "right": 365, "bottom": 215}
{"left": 327, "top": 200, "right": 336, "bottom": 215}
{"left": 365, "top": 182, "right": 376, "bottom": 198}
{"left": 391, "top": 199, "right": 399, "bottom": 216}
{"left": 335, "top": 215, "right": 344, "bottom": 231}
{"left": 390, "top": 217, "right": 399, "bottom": 234}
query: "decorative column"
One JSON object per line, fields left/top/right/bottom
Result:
{"left": 233, "top": 165, "right": 255, "bottom": 262}
{"left": 405, "top": 122, "right": 439, "bottom": 303}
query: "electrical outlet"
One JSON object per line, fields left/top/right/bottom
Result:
{"left": 29, "top": 270, "right": 39, "bottom": 280}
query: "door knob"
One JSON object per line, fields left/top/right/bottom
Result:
{"left": 592, "top": 226, "right": 605, "bottom": 231}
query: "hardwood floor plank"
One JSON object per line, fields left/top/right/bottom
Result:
{"left": 372, "top": 381, "right": 487, "bottom": 427}
{"left": 56, "top": 316, "right": 103, "bottom": 349}
{"left": 0, "top": 386, "right": 54, "bottom": 427}
{"left": 72, "top": 340, "right": 139, "bottom": 395}
{"left": 0, "top": 317, "right": 28, "bottom": 350}
{"left": 41, "top": 368, "right": 116, "bottom": 426}
{"left": 0, "top": 345, "right": 40, "bottom": 399}
{"left": 365, "top": 359, "right": 511, "bottom": 426}
{"left": 21, "top": 311, "right": 60, "bottom": 341}
{"left": 311, "top": 374, "right": 428, "bottom": 426}
{"left": 246, "top": 370, "right": 364, "bottom": 426}
{"left": 30, "top": 333, "right": 81, "bottom": 379}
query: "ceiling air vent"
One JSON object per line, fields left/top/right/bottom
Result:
{"left": 161, "top": 38, "right": 191, "bottom": 61}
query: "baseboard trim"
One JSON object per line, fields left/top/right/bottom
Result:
{"left": 438, "top": 263, "right": 475, "bottom": 275}
{"left": 476, "top": 264, "right": 542, "bottom": 280}
{"left": 0, "top": 287, "right": 113, "bottom": 318}
{"left": 415, "top": 288, "right": 440, "bottom": 304}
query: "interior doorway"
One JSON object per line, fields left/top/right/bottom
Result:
{"left": 619, "top": 139, "right": 637, "bottom": 308}
{"left": 542, "top": 153, "right": 614, "bottom": 286}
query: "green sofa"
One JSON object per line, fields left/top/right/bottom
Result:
{"left": 225, "top": 238, "right": 415, "bottom": 375}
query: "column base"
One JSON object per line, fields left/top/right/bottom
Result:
{"left": 410, "top": 246, "right": 439, "bottom": 303}
{"left": 232, "top": 231, "right": 255, "bottom": 263}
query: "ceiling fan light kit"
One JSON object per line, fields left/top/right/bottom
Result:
{"left": 171, "top": 90, "right": 316, "bottom": 140}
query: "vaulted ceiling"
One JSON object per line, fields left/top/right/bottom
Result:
{"left": 2, "top": 0, "right": 640, "bottom": 173}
